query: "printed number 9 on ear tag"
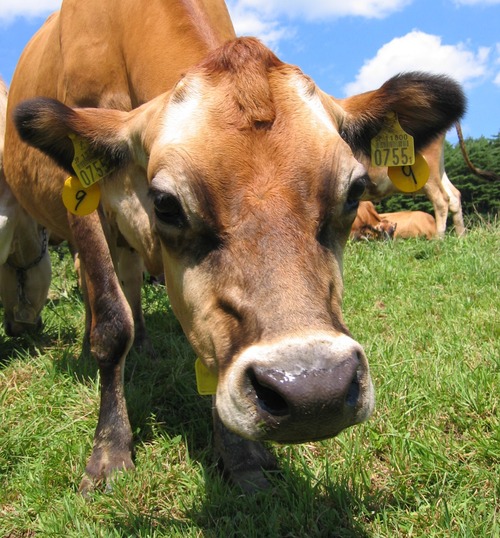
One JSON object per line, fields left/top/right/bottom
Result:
{"left": 388, "top": 152, "right": 430, "bottom": 193}
{"left": 62, "top": 176, "right": 101, "bottom": 216}
{"left": 195, "top": 358, "right": 218, "bottom": 395}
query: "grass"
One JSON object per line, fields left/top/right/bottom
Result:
{"left": 0, "top": 222, "right": 498, "bottom": 537}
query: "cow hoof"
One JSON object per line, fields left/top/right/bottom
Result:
{"left": 78, "top": 474, "right": 102, "bottom": 497}
{"left": 133, "top": 333, "right": 157, "bottom": 359}
{"left": 212, "top": 404, "right": 279, "bottom": 493}
{"left": 223, "top": 465, "right": 279, "bottom": 493}
{"left": 78, "top": 451, "right": 135, "bottom": 497}
{"left": 4, "top": 316, "right": 43, "bottom": 337}
{"left": 78, "top": 463, "right": 135, "bottom": 497}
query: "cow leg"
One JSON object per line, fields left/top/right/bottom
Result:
{"left": 423, "top": 181, "right": 448, "bottom": 239}
{"left": 442, "top": 172, "right": 466, "bottom": 236}
{"left": 116, "top": 244, "right": 153, "bottom": 354}
{"left": 212, "top": 400, "right": 278, "bottom": 492}
{"left": 69, "top": 211, "right": 135, "bottom": 494}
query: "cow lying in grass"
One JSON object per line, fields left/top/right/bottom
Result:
{"left": 380, "top": 211, "right": 437, "bottom": 239}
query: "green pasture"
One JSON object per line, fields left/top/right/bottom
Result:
{"left": 0, "top": 222, "right": 498, "bottom": 537}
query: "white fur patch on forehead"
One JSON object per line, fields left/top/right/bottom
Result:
{"left": 159, "top": 78, "right": 207, "bottom": 146}
{"left": 291, "top": 74, "right": 336, "bottom": 133}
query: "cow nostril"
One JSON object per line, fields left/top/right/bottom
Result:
{"left": 249, "top": 369, "right": 290, "bottom": 417}
{"left": 346, "top": 375, "right": 360, "bottom": 407}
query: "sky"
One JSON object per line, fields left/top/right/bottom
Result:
{"left": 0, "top": 0, "right": 498, "bottom": 142}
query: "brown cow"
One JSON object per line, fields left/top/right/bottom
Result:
{"left": 379, "top": 211, "right": 437, "bottom": 239}
{"left": 350, "top": 201, "right": 396, "bottom": 241}
{"left": 363, "top": 132, "right": 465, "bottom": 238}
{"left": 4, "top": 0, "right": 465, "bottom": 492}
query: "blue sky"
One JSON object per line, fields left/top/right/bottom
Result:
{"left": 0, "top": 0, "right": 498, "bottom": 142}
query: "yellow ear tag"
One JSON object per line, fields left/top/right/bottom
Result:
{"left": 195, "top": 358, "right": 218, "bottom": 396}
{"left": 62, "top": 176, "right": 101, "bottom": 216}
{"left": 69, "top": 133, "right": 116, "bottom": 188}
{"left": 388, "top": 152, "right": 430, "bottom": 193}
{"left": 371, "top": 112, "right": 415, "bottom": 168}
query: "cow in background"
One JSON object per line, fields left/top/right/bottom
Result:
{"left": 0, "top": 77, "right": 51, "bottom": 336}
{"left": 379, "top": 211, "right": 437, "bottom": 239}
{"left": 350, "top": 201, "right": 396, "bottom": 241}
{"left": 363, "top": 132, "right": 464, "bottom": 238}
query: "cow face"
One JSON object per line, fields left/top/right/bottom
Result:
{"left": 14, "top": 38, "right": 465, "bottom": 443}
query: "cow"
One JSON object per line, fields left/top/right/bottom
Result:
{"left": 363, "top": 131, "right": 465, "bottom": 238}
{"left": 350, "top": 201, "right": 396, "bottom": 241}
{"left": 379, "top": 211, "right": 437, "bottom": 239}
{"left": 0, "top": 77, "right": 51, "bottom": 336}
{"left": 4, "top": 0, "right": 465, "bottom": 493}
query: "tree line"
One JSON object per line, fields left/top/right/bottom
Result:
{"left": 377, "top": 131, "right": 500, "bottom": 219}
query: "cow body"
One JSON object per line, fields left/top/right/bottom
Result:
{"left": 0, "top": 77, "right": 51, "bottom": 336}
{"left": 5, "top": 0, "right": 465, "bottom": 492}
{"left": 350, "top": 201, "right": 396, "bottom": 241}
{"left": 363, "top": 133, "right": 464, "bottom": 238}
{"left": 380, "top": 211, "right": 437, "bottom": 239}
{"left": 4, "top": 0, "right": 236, "bottom": 349}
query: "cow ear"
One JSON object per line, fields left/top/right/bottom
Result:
{"left": 337, "top": 72, "right": 466, "bottom": 156}
{"left": 14, "top": 98, "right": 136, "bottom": 175}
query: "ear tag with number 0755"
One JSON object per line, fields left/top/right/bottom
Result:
{"left": 371, "top": 112, "right": 415, "bottom": 168}
{"left": 195, "top": 358, "right": 218, "bottom": 395}
{"left": 69, "top": 133, "right": 116, "bottom": 187}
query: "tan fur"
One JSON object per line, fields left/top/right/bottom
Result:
{"left": 350, "top": 201, "right": 396, "bottom": 240}
{"left": 379, "top": 211, "right": 437, "bottom": 239}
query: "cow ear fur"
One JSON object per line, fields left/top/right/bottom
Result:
{"left": 14, "top": 98, "right": 133, "bottom": 175}
{"left": 337, "top": 72, "right": 466, "bottom": 156}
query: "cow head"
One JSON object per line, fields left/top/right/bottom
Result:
{"left": 14, "top": 38, "right": 465, "bottom": 443}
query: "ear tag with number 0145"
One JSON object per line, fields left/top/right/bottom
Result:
{"left": 195, "top": 358, "right": 218, "bottom": 395}
{"left": 388, "top": 152, "right": 430, "bottom": 193}
{"left": 371, "top": 112, "right": 415, "bottom": 168}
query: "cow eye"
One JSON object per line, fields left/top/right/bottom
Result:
{"left": 346, "top": 177, "right": 367, "bottom": 211}
{"left": 154, "top": 193, "right": 187, "bottom": 228}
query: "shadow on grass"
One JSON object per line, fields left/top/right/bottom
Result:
{"left": 2, "top": 281, "right": 374, "bottom": 536}
{"left": 0, "top": 305, "right": 80, "bottom": 370}
{"left": 92, "top": 461, "right": 372, "bottom": 537}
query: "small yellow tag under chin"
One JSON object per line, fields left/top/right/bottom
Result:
{"left": 62, "top": 176, "right": 101, "bottom": 216}
{"left": 371, "top": 112, "right": 415, "bottom": 168}
{"left": 388, "top": 152, "right": 430, "bottom": 193}
{"left": 195, "top": 358, "right": 218, "bottom": 396}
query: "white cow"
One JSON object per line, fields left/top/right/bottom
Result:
{"left": 0, "top": 77, "right": 51, "bottom": 336}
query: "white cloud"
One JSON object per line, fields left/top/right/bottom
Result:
{"left": 227, "top": 2, "right": 292, "bottom": 49}
{"left": 344, "top": 31, "right": 491, "bottom": 95}
{"left": 0, "top": 0, "right": 60, "bottom": 22}
{"left": 494, "top": 44, "right": 500, "bottom": 86}
{"left": 227, "top": 0, "right": 412, "bottom": 47}
{"left": 229, "top": 0, "right": 412, "bottom": 21}
{"left": 453, "top": 0, "right": 500, "bottom": 5}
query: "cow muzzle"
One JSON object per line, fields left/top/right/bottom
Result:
{"left": 216, "top": 333, "right": 375, "bottom": 443}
